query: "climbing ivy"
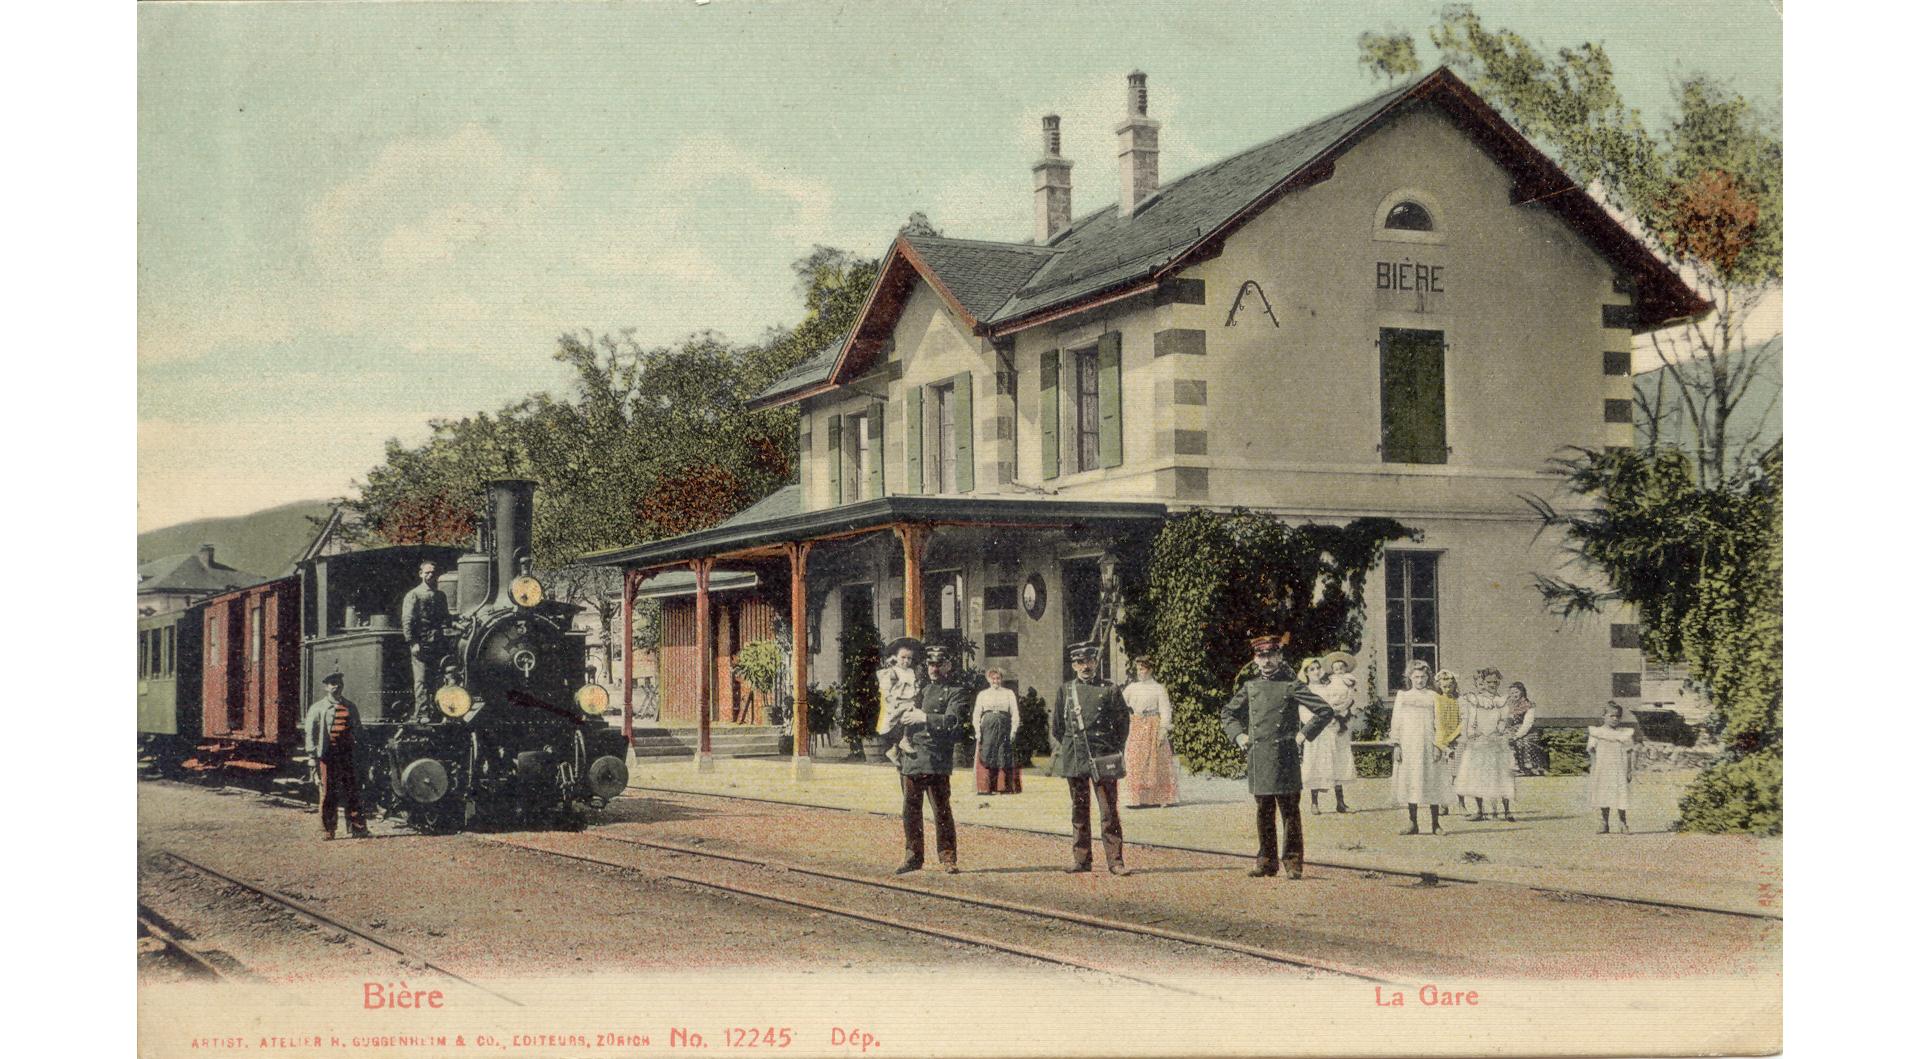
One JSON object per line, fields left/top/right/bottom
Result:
{"left": 1115, "top": 509, "right": 1417, "bottom": 779}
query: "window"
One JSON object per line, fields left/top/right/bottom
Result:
{"left": 138, "top": 631, "right": 149, "bottom": 679}
{"left": 163, "top": 625, "right": 175, "bottom": 677}
{"left": 1384, "top": 201, "right": 1434, "bottom": 231}
{"left": 844, "top": 413, "right": 870, "bottom": 501}
{"left": 928, "top": 571, "right": 964, "bottom": 640}
{"left": 1075, "top": 348, "right": 1101, "bottom": 472}
{"left": 1385, "top": 551, "right": 1439, "bottom": 691}
{"left": 1379, "top": 327, "right": 1447, "bottom": 464}
{"left": 923, "top": 384, "right": 957, "bottom": 493}
{"left": 250, "top": 604, "right": 263, "bottom": 665}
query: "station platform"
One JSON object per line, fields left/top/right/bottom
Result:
{"left": 624, "top": 753, "right": 1782, "bottom": 918}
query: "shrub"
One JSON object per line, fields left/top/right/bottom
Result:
{"left": 1115, "top": 508, "right": 1416, "bottom": 779}
{"left": 734, "top": 639, "right": 783, "bottom": 698}
{"left": 1540, "top": 728, "right": 1592, "bottom": 776}
{"left": 1354, "top": 745, "right": 1393, "bottom": 778}
{"left": 1014, "top": 686, "right": 1050, "bottom": 768}
{"left": 1677, "top": 749, "right": 1782, "bottom": 835}
{"left": 804, "top": 683, "right": 838, "bottom": 746}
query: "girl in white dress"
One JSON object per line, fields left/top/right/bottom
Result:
{"left": 1587, "top": 702, "right": 1637, "bottom": 833}
{"left": 1389, "top": 659, "right": 1449, "bottom": 835}
{"left": 1299, "top": 653, "right": 1359, "bottom": 813}
{"left": 1453, "top": 667, "right": 1516, "bottom": 820}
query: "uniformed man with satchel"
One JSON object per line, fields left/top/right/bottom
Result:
{"left": 892, "top": 643, "right": 968, "bottom": 874}
{"left": 1051, "top": 641, "right": 1133, "bottom": 875}
{"left": 1220, "top": 634, "right": 1337, "bottom": 879}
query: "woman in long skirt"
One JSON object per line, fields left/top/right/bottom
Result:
{"left": 1299, "top": 654, "right": 1358, "bottom": 814}
{"left": 1389, "top": 659, "right": 1449, "bottom": 834}
{"left": 1505, "top": 682, "right": 1545, "bottom": 777}
{"left": 971, "top": 668, "right": 1023, "bottom": 794}
{"left": 1434, "top": 669, "right": 1465, "bottom": 813}
{"left": 1453, "top": 667, "right": 1516, "bottom": 820}
{"left": 1120, "top": 656, "right": 1179, "bottom": 807}
{"left": 1587, "top": 702, "right": 1637, "bottom": 833}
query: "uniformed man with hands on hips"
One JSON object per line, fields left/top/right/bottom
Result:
{"left": 1220, "top": 634, "right": 1337, "bottom": 879}
{"left": 1051, "top": 641, "right": 1133, "bottom": 876}
{"left": 891, "top": 643, "right": 967, "bottom": 874}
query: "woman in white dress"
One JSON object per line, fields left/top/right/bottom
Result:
{"left": 1587, "top": 701, "right": 1637, "bottom": 833}
{"left": 1120, "top": 657, "right": 1179, "bottom": 807}
{"left": 1299, "top": 653, "right": 1359, "bottom": 814}
{"left": 1453, "top": 667, "right": 1516, "bottom": 820}
{"left": 1389, "top": 659, "right": 1449, "bottom": 835}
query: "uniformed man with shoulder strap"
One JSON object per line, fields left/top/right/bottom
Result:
{"left": 1051, "top": 641, "right": 1132, "bottom": 875}
{"left": 1221, "top": 633, "right": 1336, "bottom": 879}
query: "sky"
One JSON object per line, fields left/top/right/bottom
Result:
{"left": 135, "top": 0, "right": 1784, "bottom": 532}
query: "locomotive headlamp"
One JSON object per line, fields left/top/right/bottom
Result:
{"left": 574, "top": 683, "right": 611, "bottom": 716}
{"left": 509, "top": 575, "right": 544, "bottom": 608}
{"left": 435, "top": 684, "right": 473, "bottom": 719}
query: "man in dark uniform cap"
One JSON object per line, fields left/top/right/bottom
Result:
{"left": 1221, "top": 634, "right": 1336, "bottom": 878}
{"left": 1052, "top": 641, "right": 1133, "bottom": 875}
{"left": 891, "top": 643, "right": 967, "bottom": 874}
{"left": 302, "top": 672, "right": 370, "bottom": 840}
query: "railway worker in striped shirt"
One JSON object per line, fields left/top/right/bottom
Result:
{"left": 302, "top": 672, "right": 370, "bottom": 840}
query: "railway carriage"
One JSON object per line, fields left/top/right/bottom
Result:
{"left": 136, "top": 607, "right": 202, "bottom": 768}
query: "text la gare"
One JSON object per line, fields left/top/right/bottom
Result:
{"left": 1374, "top": 984, "right": 1479, "bottom": 1007}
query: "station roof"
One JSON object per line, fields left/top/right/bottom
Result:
{"left": 752, "top": 67, "right": 1708, "bottom": 410}
{"left": 586, "top": 485, "right": 1167, "bottom": 571}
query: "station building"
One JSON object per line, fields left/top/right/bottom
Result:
{"left": 591, "top": 68, "right": 1706, "bottom": 767}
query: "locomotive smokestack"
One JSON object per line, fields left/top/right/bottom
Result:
{"left": 485, "top": 479, "right": 536, "bottom": 605}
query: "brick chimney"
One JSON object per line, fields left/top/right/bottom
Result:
{"left": 1115, "top": 70, "right": 1160, "bottom": 218}
{"left": 197, "top": 544, "right": 216, "bottom": 568}
{"left": 1032, "top": 114, "right": 1072, "bottom": 243}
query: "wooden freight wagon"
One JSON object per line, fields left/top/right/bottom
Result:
{"left": 198, "top": 576, "right": 302, "bottom": 770}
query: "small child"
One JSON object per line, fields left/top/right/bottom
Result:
{"left": 1586, "top": 701, "right": 1637, "bottom": 833}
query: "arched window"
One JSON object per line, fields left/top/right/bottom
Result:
{"left": 1384, "top": 201, "right": 1435, "bottom": 231}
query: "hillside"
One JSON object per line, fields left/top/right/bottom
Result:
{"left": 137, "top": 499, "right": 337, "bottom": 579}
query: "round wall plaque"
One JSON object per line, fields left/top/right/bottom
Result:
{"left": 1021, "top": 573, "right": 1048, "bottom": 620}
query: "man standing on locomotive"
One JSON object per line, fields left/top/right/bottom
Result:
{"left": 303, "top": 672, "right": 370, "bottom": 840}
{"left": 401, "top": 560, "right": 455, "bottom": 717}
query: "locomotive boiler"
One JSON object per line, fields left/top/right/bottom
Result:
{"left": 302, "top": 479, "right": 629, "bottom": 831}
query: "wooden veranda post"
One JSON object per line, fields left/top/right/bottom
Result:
{"left": 786, "top": 541, "right": 814, "bottom": 780}
{"left": 622, "top": 568, "right": 636, "bottom": 746}
{"left": 893, "top": 523, "right": 931, "bottom": 640}
{"left": 692, "top": 557, "right": 716, "bottom": 772}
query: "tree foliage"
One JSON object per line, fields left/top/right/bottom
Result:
{"left": 341, "top": 247, "right": 879, "bottom": 678}
{"left": 1117, "top": 510, "right": 1417, "bottom": 779}
{"left": 1527, "top": 445, "right": 1781, "bottom": 832}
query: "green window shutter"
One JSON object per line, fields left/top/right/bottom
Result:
{"left": 826, "top": 415, "right": 843, "bottom": 504}
{"left": 904, "top": 385, "right": 924, "bottom": 494}
{"left": 866, "top": 401, "right": 886, "bottom": 498}
{"left": 1097, "top": 332, "right": 1123, "bottom": 469}
{"left": 953, "top": 372, "right": 974, "bottom": 492}
{"left": 1039, "top": 350, "right": 1060, "bottom": 480}
{"left": 1379, "top": 328, "right": 1448, "bottom": 464}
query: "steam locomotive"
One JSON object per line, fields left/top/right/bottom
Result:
{"left": 136, "top": 479, "right": 629, "bottom": 832}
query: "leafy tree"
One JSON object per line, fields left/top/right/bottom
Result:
{"left": 1527, "top": 446, "right": 1781, "bottom": 832}
{"left": 1364, "top": 4, "right": 1781, "bottom": 489}
{"left": 1117, "top": 510, "right": 1415, "bottom": 779}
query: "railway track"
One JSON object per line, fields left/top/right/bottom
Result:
{"left": 156, "top": 850, "right": 523, "bottom": 1007}
{"left": 139, "top": 902, "right": 231, "bottom": 980}
{"left": 627, "top": 783, "right": 1781, "bottom": 922}
{"left": 475, "top": 830, "right": 1393, "bottom": 994}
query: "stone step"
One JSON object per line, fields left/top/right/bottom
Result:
{"left": 627, "top": 727, "right": 784, "bottom": 759}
